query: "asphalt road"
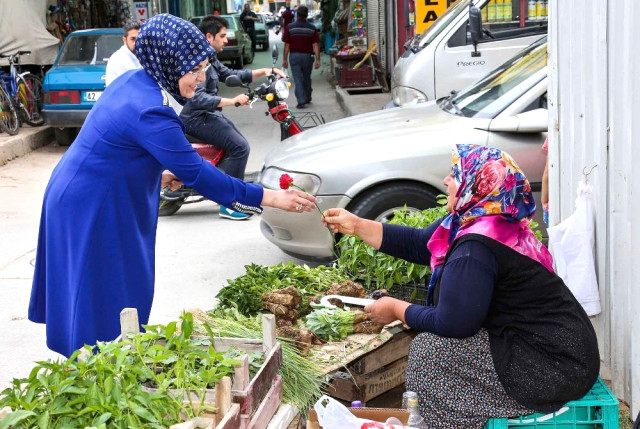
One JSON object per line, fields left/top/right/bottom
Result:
{"left": 0, "top": 31, "right": 345, "bottom": 389}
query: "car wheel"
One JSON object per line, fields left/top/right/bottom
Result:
{"left": 54, "top": 127, "right": 78, "bottom": 146}
{"left": 236, "top": 52, "right": 245, "bottom": 69}
{"left": 348, "top": 182, "right": 439, "bottom": 223}
{"left": 159, "top": 198, "right": 184, "bottom": 216}
{"left": 245, "top": 47, "right": 254, "bottom": 65}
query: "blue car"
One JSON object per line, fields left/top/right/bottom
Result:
{"left": 42, "top": 28, "right": 123, "bottom": 146}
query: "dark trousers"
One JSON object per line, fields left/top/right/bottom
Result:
{"left": 246, "top": 28, "right": 256, "bottom": 53}
{"left": 184, "top": 112, "right": 250, "bottom": 180}
{"left": 289, "top": 52, "right": 313, "bottom": 105}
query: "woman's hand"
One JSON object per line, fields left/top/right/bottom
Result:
{"left": 161, "top": 170, "right": 183, "bottom": 190}
{"left": 364, "top": 297, "right": 410, "bottom": 326}
{"left": 322, "top": 208, "right": 360, "bottom": 235}
{"left": 262, "top": 188, "right": 317, "bottom": 213}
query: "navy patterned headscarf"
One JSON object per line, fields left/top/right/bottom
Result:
{"left": 135, "top": 14, "right": 213, "bottom": 100}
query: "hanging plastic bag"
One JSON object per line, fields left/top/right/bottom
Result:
{"left": 547, "top": 181, "right": 601, "bottom": 316}
{"left": 313, "top": 395, "right": 408, "bottom": 429}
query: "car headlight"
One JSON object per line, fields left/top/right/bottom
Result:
{"left": 275, "top": 79, "right": 290, "bottom": 100}
{"left": 392, "top": 86, "right": 427, "bottom": 106}
{"left": 259, "top": 167, "right": 321, "bottom": 194}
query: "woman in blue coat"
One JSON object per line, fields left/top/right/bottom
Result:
{"left": 28, "top": 14, "right": 316, "bottom": 358}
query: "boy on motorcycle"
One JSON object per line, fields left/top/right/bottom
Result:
{"left": 180, "top": 15, "right": 286, "bottom": 220}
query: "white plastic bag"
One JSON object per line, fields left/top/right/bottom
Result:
{"left": 313, "top": 395, "right": 407, "bottom": 429}
{"left": 547, "top": 181, "right": 601, "bottom": 316}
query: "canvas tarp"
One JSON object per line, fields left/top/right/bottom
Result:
{"left": 0, "top": 0, "right": 61, "bottom": 66}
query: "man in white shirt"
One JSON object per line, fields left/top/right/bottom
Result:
{"left": 105, "top": 21, "right": 142, "bottom": 86}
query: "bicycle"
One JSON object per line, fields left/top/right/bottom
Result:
{"left": 0, "top": 50, "right": 44, "bottom": 135}
{"left": 0, "top": 78, "right": 19, "bottom": 135}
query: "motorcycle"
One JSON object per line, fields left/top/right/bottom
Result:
{"left": 159, "top": 45, "right": 322, "bottom": 217}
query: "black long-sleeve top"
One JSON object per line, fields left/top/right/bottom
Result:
{"left": 379, "top": 218, "right": 499, "bottom": 338}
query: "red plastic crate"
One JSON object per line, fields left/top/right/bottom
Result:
{"left": 338, "top": 65, "right": 373, "bottom": 88}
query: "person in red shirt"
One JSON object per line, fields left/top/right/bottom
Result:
{"left": 281, "top": 6, "right": 320, "bottom": 108}
{"left": 279, "top": 3, "right": 295, "bottom": 37}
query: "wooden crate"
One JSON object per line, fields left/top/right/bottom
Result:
{"left": 117, "top": 309, "right": 283, "bottom": 429}
{"left": 324, "top": 330, "right": 417, "bottom": 403}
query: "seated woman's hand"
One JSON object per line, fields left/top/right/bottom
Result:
{"left": 322, "top": 208, "right": 360, "bottom": 235}
{"left": 364, "top": 296, "right": 409, "bottom": 326}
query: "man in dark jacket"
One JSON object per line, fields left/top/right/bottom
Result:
{"left": 240, "top": 3, "right": 259, "bottom": 53}
{"left": 281, "top": 6, "right": 320, "bottom": 109}
{"left": 180, "top": 15, "right": 286, "bottom": 220}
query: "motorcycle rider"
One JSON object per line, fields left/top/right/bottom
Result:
{"left": 180, "top": 15, "right": 286, "bottom": 220}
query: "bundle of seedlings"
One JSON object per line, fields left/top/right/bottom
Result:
{"left": 193, "top": 307, "right": 327, "bottom": 413}
{"left": 305, "top": 307, "right": 384, "bottom": 341}
{"left": 261, "top": 285, "right": 302, "bottom": 327}
{"left": 275, "top": 326, "right": 323, "bottom": 356}
{"left": 216, "top": 262, "right": 349, "bottom": 316}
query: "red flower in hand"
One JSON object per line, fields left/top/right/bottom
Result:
{"left": 278, "top": 173, "right": 340, "bottom": 260}
{"left": 279, "top": 174, "right": 294, "bottom": 190}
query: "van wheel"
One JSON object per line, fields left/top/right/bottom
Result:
{"left": 348, "top": 182, "right": 439, "bottom": 223}
{"left": 236, "top": 52, "right": 244, "bottom": 69}
{"left": 54, "top": 127, "right": 78, "bottom": 146}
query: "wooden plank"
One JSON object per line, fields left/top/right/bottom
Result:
{"left": 232, "top": 355, "right": 250, "bottom": 392}
{"left": 120, "top": 308, "right": 140, "bottom": 337}
{"left": 215, "top": 376, "right": 231, "bottom": 417}
{"left": 326, "top": 357, "right": 409, "bottom": 402}
{"left": 212, "top": 337, "right": 263, "bottom": 353}
{"left": 261, "top": 314, "right": 276, "bottom": 353}
{"left": 243, "top": 375, "right": 283, "bottom": 429}
{"left": 350, "top": 331, "right": 417, "bottom": 375}
{"left": 233, "top": 342, "right": 282, "bottom": 415}
{"left": 216, "top": 403, "right": 241, "bottom": 429}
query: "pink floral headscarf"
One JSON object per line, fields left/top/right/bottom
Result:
{"left": 425, "top": 144, "right": 553, "bottom": 304}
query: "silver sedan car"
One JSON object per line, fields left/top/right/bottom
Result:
{"left": 258, "top": 38, "right": 548, "bottom": 261}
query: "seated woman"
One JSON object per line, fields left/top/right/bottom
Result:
{"left": 322, "top": 144, "right": 599, "bottom": 428}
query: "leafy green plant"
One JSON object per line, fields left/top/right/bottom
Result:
{"left": 0, "top": 313, "right": 240, "bottom": 428}
{"left": 305, "top": 307, "right": 355, "bottom": 341}
{"left": 337, "top": 204, "right": 448, "bottom": 289}
{"left": 216, "top": 262, "right": 349, "bottom": 316}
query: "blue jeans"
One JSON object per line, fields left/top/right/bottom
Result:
{"left": 289, "top": 52, "right": 313, "bottom": 105}
{"left": 184, "top": 112, "right": 250, "bottom": 180}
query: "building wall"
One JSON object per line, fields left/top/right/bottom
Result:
{"left": 547, "top": 0, "right": 639, "bottom": 416}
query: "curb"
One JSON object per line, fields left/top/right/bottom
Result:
{"left": 0, "top": 127, "right": 54, "bottom": 166}
{"left": 334, "top": 86, "right": 354, "bottom": 117}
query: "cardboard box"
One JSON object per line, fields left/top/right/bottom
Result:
{"left": 306, "top": 407, "right": 410, "bottom": 429}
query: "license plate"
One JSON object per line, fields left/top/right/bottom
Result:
{"left": 82, "top": 91, "right": 102, "bottom": 102}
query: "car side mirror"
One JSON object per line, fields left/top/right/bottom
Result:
{"left": 225, "top": 75, "right": 244, "bottom": 87}
{"left": 487, "top": 108, "right": 548, "bottom": 133}
{"left": 469, "top": 5, "right": 483, "bottom": 57}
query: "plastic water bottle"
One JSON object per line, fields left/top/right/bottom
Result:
{"left": 403, "top": 392, "right": 425, "bottom": 428}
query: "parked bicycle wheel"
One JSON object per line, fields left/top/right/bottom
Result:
{"left": 18, "top": 74, "right": 44, "bottom": 126}
{"left": 0, "top": 85, "right": 20, "bottom": 135}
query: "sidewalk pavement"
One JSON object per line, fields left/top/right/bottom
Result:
{"left": 0, "top": 55, "right": 392, "bottom": 165}
{"left": 0, "top": 125, "right": 54, "bottom": 166}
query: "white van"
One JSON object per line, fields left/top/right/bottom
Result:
{"left": 389, "top": 0, "right": 547, "bottom": 107}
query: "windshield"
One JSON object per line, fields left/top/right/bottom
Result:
{"left": 420, "top": 0, "right": 471, "bottom": 46}
{"left": 447, "top": 38, "right": 547, "bottom": 118}
{"left": 58, "top": 34, "right": 122, "bottom": 65}
{"left": 221, "top": 16, "right": 238, "bottom": 30}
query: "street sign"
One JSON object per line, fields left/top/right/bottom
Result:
{"left": 134, "top": 1, "right": 150, "bottom": 23}
{"left": 415, "top": 0, "right": 449, "bottom": 34}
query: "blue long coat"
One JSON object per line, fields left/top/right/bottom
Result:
{"left": 28, "top": 70, "right": 264, "bottom": 357}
